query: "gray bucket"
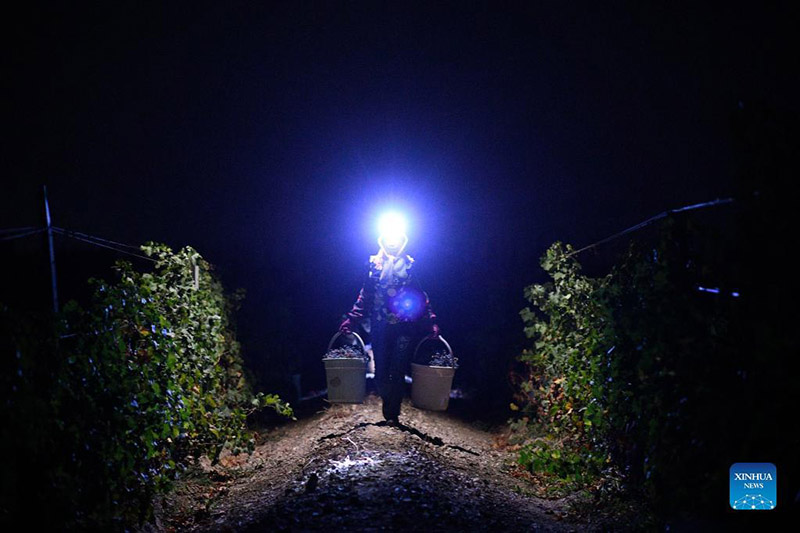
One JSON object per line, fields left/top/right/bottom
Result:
{"left": 410, "top": 335, "right": 455, "bottom": 411}
{"left": 323, "top": 358, "right": 367, "bottom": 403}
{"left": 324, "top": 331, "right": 367, "bottom": 403}
{"left": 411, "top": 363, "right": 455, "bottom": 410}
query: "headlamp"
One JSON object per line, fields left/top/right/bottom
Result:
{"left": 378, "top": 212, "right": 407, "bottom": 238}
{"left": 377, "top": 212, "right": 408, "bottom": 256}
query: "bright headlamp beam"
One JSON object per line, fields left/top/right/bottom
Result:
{"left": 377, "top": 212, "right": 407, "bottom": 240}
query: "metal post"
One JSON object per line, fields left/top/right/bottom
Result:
{"left": 43, "top": 185, "right": 59, "bottom": 313}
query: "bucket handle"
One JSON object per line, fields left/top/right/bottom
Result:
{"left": 327, "top": 330, "right": 366, "bottom": 353}
{"left": 413, "top": 335, "right": 452, "bottom": 358}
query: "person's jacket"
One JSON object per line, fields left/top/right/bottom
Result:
{"left": 341, "top": 256, "right": 437, "bottom": 333}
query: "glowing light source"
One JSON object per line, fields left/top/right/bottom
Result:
{"left": 377, "top": 211, "right": 409, "bottom": 255}
{"left": 378, "top": 212, "right": 407, "bottom": 240}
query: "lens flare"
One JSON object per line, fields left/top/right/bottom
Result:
{"left": 387, "top": 287, "right": 426, "bottom": 321}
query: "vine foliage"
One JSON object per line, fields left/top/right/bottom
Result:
{"left": 515, "top": 242, "right": 613, "bottom": 484}
{"left": 512, "top": 223, "right": 743, "bottom": 517}
{"left": 1, "top": 243, "right": 292, "bottom": 528}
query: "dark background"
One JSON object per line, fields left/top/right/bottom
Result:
{"left": 2, "top": 2, "right": 797, "bottom": 408}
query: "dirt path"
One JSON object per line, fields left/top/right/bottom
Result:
{"left": 153, "top": 395, "right": 591, "bottom": 532}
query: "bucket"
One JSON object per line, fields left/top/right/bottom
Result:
{"left": 323, "top": 331, "right": 367, "bottom": 403}
{"left": 323, "top": 358, "right": 367, "bottom": 403}
{"left": 410, "top": 336, "right": 455, "bottom": 411}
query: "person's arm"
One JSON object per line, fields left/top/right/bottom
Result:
{"left": 340, "top": 264, "right": 375, "bottom": 333}
{"left": 407, "top": 271, "right": 440, "bottom": 338}
{"left": 339, "top": 287, "right": 368, "bottom": 333}
{"left": 421, "top": 290, "right": 440, "bottom": 339}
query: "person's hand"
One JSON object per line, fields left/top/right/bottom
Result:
{"left": 429, "top": 323, "right": 440, "bottom": 340}
{"left": 339, "top": 319, "right": 353, "bottom": 335}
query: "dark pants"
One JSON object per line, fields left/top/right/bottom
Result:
{"left": 371, "top": 320, "right": 420, "bottom": 420}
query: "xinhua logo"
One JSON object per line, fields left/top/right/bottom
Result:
{"left": 730, "top": 463, "right": 776, "bottom": 510}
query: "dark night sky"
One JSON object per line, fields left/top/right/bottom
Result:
{"left": 3, "top": 2, "right": 797, "bottom": 396}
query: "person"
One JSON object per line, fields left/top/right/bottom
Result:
{"left": 339, "top": 228, "right": 439, "bottom": 424}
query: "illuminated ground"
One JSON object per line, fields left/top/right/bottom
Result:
{"left": 153, "top": 394, "right": 596, "bottom": 531}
